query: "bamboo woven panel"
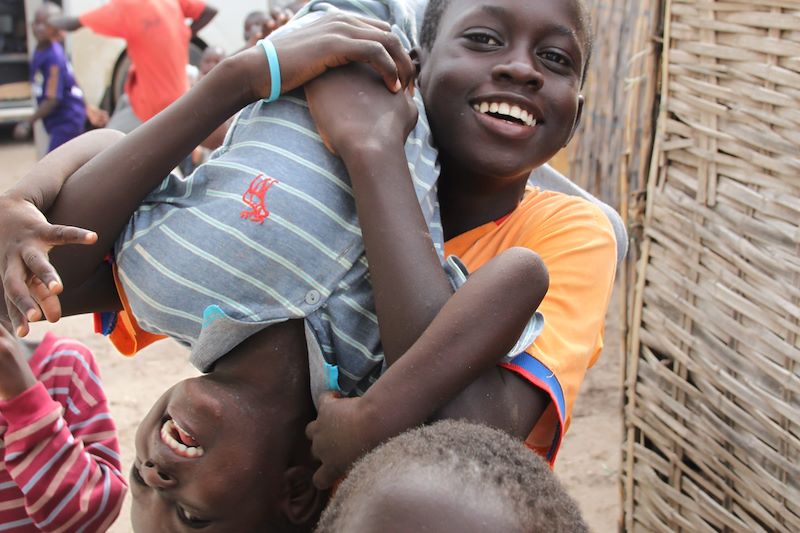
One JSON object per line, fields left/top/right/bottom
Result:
{"left": 623, "top": 0, "right": 800, "bottom": 531}
{"left": 569, "top": 0, "right": 662, "bottom": 211}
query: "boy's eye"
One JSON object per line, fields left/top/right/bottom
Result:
{"left": 465, "top": 32, "right": 501, "bottom": 47}
{"left": 540, "top": 50, "right": 572, "bottom": 67}
{"left": 131, "top": 464, "right": 146, "bottom": 486}
{"left": 176, "top": 505, "right": 212, "bottom": 529}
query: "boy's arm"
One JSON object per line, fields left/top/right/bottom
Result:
{"left": 46, "top": 16, "right": 82, "bottom": 32}
{"left": 0, "top": 327, "right": 127, "bottom": 531}
{"left": 190, "top": 4, "right": 218, "bottom": 36}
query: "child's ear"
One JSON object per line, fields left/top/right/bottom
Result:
{"left": 280, "top": 465, "right": 329, "bottom": 526}
{"left": 564, "top": 95, "right": 585, "bottom": 147}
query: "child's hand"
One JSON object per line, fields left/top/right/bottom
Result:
{"left": 245, "top": 13, "right": 414, "bottom": 100}
{"left": 305, "top": 392, "right": 381, "bottom": 489}
{"left": 0, "top": 325, "right": 37, "bottom": 401}
{"left": 306, "top": 63, "right": 418, "bottom": 157}
{"left": 0, "top": 193, "right": 97, "bottom": 336}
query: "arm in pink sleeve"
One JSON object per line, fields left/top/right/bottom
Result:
{"left": 0, "top": 343, "right": 127, "bottom": 532}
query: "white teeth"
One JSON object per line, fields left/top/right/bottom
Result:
{"left": 160, "top": 419, "right": 205, "bottom": 458}
{"left": 473, "top": 101, "right": 538, "bottom": 127}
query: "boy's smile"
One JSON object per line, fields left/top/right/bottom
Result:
{"left": 419, "top": 0, "right": 586, "bottom": 186}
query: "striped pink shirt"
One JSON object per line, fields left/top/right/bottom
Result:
{"left": 0, "top": 334, "right": 127, "bottom": 532}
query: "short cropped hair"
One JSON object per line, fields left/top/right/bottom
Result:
{"left": 316, "top": 420, "right": 588, "bottom": 532}
{"left": 419, "top": 0, "right": 594, "bottom": 81}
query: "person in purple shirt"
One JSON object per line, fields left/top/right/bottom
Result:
{"left": 13, "top": 3, "right": 86, "bottom": 153}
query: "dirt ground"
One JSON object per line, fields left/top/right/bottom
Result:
{"left": 0, "top": 129, "right": 622, "bottom": 532}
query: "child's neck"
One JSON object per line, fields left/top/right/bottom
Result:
{"left": 36, "top": 39, "right": 53, "bottom": 51}
{"left": 438, "top": 164, "right": 529, "bottom": 241}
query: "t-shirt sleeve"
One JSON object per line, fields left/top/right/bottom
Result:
{"left": 500, "top": 197, "right": 617, "bottom": 464}
{"left": 79, "top": 2, "right": 128, "bottom": 39}
{"left": 178, "top": 0, "right": 207, "bottom": 21}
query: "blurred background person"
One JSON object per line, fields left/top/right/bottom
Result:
{"left": 46, "top": 0, "right": 217, "bottom": 133}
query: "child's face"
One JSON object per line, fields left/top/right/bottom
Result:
{"left": 32, "top": 9, "right": 59, "bottom": 44}
{"left": 199, "top": 48, "right": 225, "bottom": 76}
{"left": 418, "top": 0, "right": 586, "bottom": 181}
{"left": 129, "top": 375, "right": 290, "bottom": 531}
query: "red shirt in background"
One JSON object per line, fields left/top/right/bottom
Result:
{"left": 80, "top": 0, "right": 206, "bottom": 121}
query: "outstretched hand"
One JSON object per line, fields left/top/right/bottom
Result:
{"left": 247, "top": 12, "right": 415, "bottom": 101}
{"left": 305, "top": 392, "right": 381, "bottom": 489}
{"left": 0, "top": 193, "right": 96, "bottom": 336}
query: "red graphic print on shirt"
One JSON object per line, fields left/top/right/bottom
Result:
{"left": 241, "top": 173, "right": 278, "bottom": 224}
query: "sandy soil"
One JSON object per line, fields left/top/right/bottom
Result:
{"left": 0, "top": 130, "right": 622, "bottom": 532}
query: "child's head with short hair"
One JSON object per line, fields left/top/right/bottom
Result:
{"left": 199, "top": 46, "right": 226, "bottom": 76}
{"left": 243, "top": 10, "right": 267, "bottom": 42}
{"left": 32, "top": 2, "right": 62, "bottom": 46}
{"left": 316, "top": 420, "right": 588, "bottom": 532}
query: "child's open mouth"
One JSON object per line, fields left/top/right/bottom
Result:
{"left": 472, "top": 100, "right": 538, "bottom": 127}
{"left": 161, "top": 418, "right": 205, "bottom": 458}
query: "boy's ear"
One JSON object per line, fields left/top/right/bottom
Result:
{"left": 281, "top": 465, "right": 329, "bottom": 526}
{"left": 564, "top": 95, "right": 585, "bottom": 147}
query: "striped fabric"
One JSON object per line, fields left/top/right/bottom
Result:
{"left": 0, "top": 334, "right": 126, "bottom": 532}
{"left": 115, "top": 87, "right": 441, "bottom": 394}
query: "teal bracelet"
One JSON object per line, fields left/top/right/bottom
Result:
{"left": 258, "top": 39, "right": 281, "bottom": 103}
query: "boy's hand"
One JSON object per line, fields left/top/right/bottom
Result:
{"left": 0, "top": 193, "right": 97, "bottom": 336}
{"left": 305, "top": 392, "right": 380, "bottom": 489}
{"left": 245, "top": 13, "right": 414, "bottom": 100}
{"left": 0, "top": 325, "right": 37, "bottom": 401}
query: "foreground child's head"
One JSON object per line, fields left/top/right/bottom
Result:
{"left": 129, "top": 323, "right": 326, "bottom": 532}
{"left": 416, "top": 0, "right": 591, "bottom": 183}
{"left": 32, "top": 2, "right": 62, "bottom": 45}
{"left": 316, "top": 420, "right": 588, "bottom": 532}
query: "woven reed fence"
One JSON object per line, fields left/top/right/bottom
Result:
{"left": 622, "top": 0, "right": 800, "bottom": 531}
{"left": 568, "top": 0, "right": 663, "bottom": 214}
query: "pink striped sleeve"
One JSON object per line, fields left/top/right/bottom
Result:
{"left": 0, "top": 338, "right": 127, "bottom": 532}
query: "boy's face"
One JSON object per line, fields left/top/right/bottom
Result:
{"left": 199, "top": 48, "right": 224, "bottom": 76}
{"left": 129, "top": 376, "right": 290, "bottom": 532}
{"left": 32, "top": 9, "right": 59, "bottom": 43}
{"left": 418, "top": 0, "right": 586, "bottom": 181}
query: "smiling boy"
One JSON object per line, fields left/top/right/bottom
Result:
{"left": 0, "top": 0, "right": 615, "bottom": 529}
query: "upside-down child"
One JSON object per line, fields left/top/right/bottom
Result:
{"left": 0, "top": 325, "right": 126, "bottom": 531}
{"left": 0, "top": 0, "right": 616, "bottom": 529}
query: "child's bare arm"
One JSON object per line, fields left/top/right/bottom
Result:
{"left": 307, "top": 247, "right": 548, "bottom": 487}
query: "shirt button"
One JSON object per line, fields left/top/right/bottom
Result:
{"left": 305, "top": 290, "right": 321, "bottom": 305}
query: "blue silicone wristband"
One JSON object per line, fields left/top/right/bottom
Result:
{"left": 258, "top": 39, "right": 281, "bottom": 102}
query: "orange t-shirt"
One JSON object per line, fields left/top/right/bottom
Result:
{"left": 80, "top": 0, "right": 206, "bottom": 121}
{"left": 444, "top": 187, "right": 617, "bottom": 464}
